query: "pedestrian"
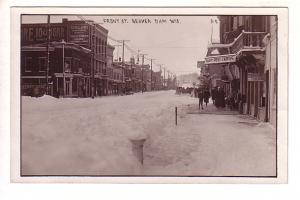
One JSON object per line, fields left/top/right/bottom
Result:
{"left": 219, "top": 87, "right": 226, "bottom": 108}
{"left": 198, "top": 88, "right": 204, "bottom": 110}
{"left": 204, "top": 89, "right": 210, "bottom": 107}
{"left": 215, "top": 86, "right": 225, "bottom": 108}
{"left": 211, "top": 87, "right": 217, "bottom": 105}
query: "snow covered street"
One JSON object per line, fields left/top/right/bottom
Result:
{"left": 21, "top": 90, "right": 276, "bottom": 176}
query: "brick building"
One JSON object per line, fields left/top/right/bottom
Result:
{"left": 21, "top": 18, "right": 108, "bottom": 98}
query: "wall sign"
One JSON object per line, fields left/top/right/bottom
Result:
{"left": 247, "top": 73, "right": 265, "bottom": 82}
{"left": 21, "top": 24, "right": 65, "bottom": 45}
{"left": 205, "top": 54, "right": 236, "bottom": 64}
{"left": 68, "top": 24, "right": 90, "bottom": 47}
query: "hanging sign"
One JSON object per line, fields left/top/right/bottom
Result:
{"left": 205, "top": 54, "right": 236, "bottom": 64}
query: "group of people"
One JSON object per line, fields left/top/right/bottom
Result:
{"left": 178, "top": 86, "right": 239, "bottom": 111}
{"left": 211, "top": 87, "right": 226, "bottom": 108}
{"left": 197, "top": 86, "right": 239, "bottom": 110}
{"left": 197, "top": 88, "right": 210, "bottom": 110}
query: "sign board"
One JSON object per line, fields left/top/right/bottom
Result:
{"left": 21, "top": 24, "right": 66, "bottom": 45}
{"left": 68, "top": 24, "right": 90, "bottom": 47}
{"left": 204, "top": 54, "right": 236, "bottom": 64}
{"left": 197, "top": 61, "right": 205, "bottom": 68}
{"left": 247, "top": 73, "right": 265, "bottom": 82}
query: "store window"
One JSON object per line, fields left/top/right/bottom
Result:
{"left": 25, "top": 57, "right": 33, "bottom": 72}
{"left": 38, "top": 57, "right": 47, "bottom": 72}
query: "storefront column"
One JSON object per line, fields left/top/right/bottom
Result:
{"left": 247, "top": 81, "right": 250, "bottom": 114}
{"left": 254, "top": 82, "right": 257, "bottom": 117}
{"left": 70, "top": 77, "right": 73, "bottom": 96}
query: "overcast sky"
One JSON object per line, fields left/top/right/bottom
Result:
{"left": 22, "top": 15, "right": 220, "bottom": 75}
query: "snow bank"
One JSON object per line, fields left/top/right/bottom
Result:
{"left": 21, "top": 91, "right": 276, "bottom": 176}
{"left": 22, "top": 90, "right": 195, "bottom": 175}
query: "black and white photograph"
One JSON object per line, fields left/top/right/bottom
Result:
{"left": 8, "top": 7, "right": 288, "bottom": 183}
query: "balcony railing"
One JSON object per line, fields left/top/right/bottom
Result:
{"left": 205, "top": 30, "right": 267, "bottom": 65}
{"left": 230, "top": 31, "right": 267, "bottom": 54}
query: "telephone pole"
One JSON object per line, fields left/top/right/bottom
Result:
{"left": 140, "top": 53, "right": 147, "bottom": 92}
{"left": 91, "top": 23, "right": 96, "bottom": 98}
{"left": 150, "top": 59, "right": 155, "bottom": 91}
{"left": 167, "top": 70, "right": 170, "bottom": 89}
{"left": 163, "top": 67, "right": 166, "bottom": 90}
{"left": 46, "top": 14, "right": 50, "bottom": 95}
{"left": 118, "top": 40, "right": 130, "bottom": 93}
{"left": 112, "top": 44, "right": 122, "bottom": 61}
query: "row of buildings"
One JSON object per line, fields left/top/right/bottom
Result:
{"left": 200, "top": 16, "right": 277, "bottom": 127}
{"left": 21, "top": 18, "right": 176, "bottom": 98}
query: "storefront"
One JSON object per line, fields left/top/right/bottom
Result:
{"left": 21, "top": 42, "right": 91, "bottom": 98}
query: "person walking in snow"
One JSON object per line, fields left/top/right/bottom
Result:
{"left": 211, "top": 87, "right": 217, "bottom": 105}
{"left": 198, "top": 87, "right": 204, "bottom": 110}
{"left": 204, "top": 89, "right": 210, "bottom": 107}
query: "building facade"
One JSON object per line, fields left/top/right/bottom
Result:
{"left": 21, "top": 18, "right": 108, "bottom": 98}
{"left": 204, "top": 16, "right": 277, "bottom": 127}
{"left": 21, "top": 42, "right": 91, "bottom": 97}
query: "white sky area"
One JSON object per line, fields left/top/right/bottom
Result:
{"left": 22, "top": 15, "right": 220, "bottom": 75}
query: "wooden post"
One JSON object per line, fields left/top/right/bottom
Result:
{"left": 130, "top": 139, "right": 146, "bottom": 165}
{"left": 175, "top": 106, "right": 177, "bottom": 126}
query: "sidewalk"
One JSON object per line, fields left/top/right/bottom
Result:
{"left": 143, "top": 99, "right": 276, "bottom": 176}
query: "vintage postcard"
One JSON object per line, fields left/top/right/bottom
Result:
{"left": 10, "top": 7, "right": 288, "bottom": 183}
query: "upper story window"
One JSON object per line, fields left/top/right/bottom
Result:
{"left": 38, "top": 57, "right": 47, "bottom": 72}
{"left": 25, "top": 57, "right": 33, "bottom": 72}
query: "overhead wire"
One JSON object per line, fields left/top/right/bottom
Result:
{"left": 77, "top": 15, "right": 175, "bottom": 75}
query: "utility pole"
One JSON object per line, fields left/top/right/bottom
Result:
{"left": 163, "top": 67, "right": 166, "bottom": 90}
{"left": 140, "top": 53, "right": 147, "bottom": 93}
{"left": 46, "top": 14, "right": 50, "bottom": 95}
{"left": 167, "top": 70, "right": 170, "bottom": 90}
{"left": 137, "top": 49, "right": 140, "bottom": 64}
{"left": 62, "top": 39, "right": 65, "bottom": 97}
{"left": 91, "top": 23, "right": 96, "bottom": 98}
{"left": 159, "top": 65, "right": 162, "bottom": 90}
{"left": 150, "top": 59, "right": 155, "bottom": 91}
{"left": 118, "top": 40, "right": 130, "bottom": 93}
{"left": 112, "top": 44, "right": 122, "bottom": 61}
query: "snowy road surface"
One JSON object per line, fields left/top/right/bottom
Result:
{"left": 22, "top": 90, "right": 276, "bottom": 176}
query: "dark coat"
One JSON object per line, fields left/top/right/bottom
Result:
{"left": 204, "top": 91, "right": 210, "bottom": 103}
{"left": 198, "top": 89, "right": 204, "bottom": 100}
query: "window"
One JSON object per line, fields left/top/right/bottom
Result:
{"left": 97, "top": 38, "right": 100, "bottom": 53}
{"left": 25, "top": 57, "right": 33, "bottom": 72}
{"left": 64, "top": 57, "right": 72, "bottom": 72}
{"left": 39, "top": 57, "right": 47, "bottom": 72}
{"left": 101, "top": 40, "right": 104, "bottom": 54}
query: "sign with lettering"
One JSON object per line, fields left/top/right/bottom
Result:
{"left": 204, "top": 54, "right": 236, "bottom": 64}
{"left": 248, "top": 73, "right": 265, "bottom": 82}
{"left": 21, "top": 24, "right": 65, "bottom": 45}
{"left": 68, "top": 24, "right": 90, "bottom": 47}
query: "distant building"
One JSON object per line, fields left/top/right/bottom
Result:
{"left": 112, "top": 62, "right": 125, "bottom": 95}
